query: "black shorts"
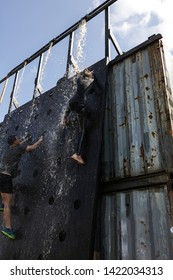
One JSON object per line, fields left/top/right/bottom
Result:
{"left": 0, "top": 173, "right": 13, "bottom": 194}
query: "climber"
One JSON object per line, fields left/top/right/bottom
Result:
{"left": 63, "top": 68, "right": 95, "bottom": 165}
{"left": 0, "top": 134, "right": 43, "bottom": 239}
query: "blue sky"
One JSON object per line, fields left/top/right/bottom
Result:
{"left": 0, "top": 0, "right": 172, "bottom": 122}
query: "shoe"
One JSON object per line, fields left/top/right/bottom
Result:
{"left": 0, "top": 203, "right": 4, "bottom": 211}
{"left": 1, "top": 227, "right": 15, "bottom": 240}
{"left": 71, "top": 153, "right": 85, "bottom": 165}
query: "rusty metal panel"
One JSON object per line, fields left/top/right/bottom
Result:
{"left": 102, "top": 38, "right": 173, "bottom": 181}
{"left": 100, "top": 186, "right": 173, "bottom": 260}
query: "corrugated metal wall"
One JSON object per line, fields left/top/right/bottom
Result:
{"left": 98, "top": 36, "right": 173, "bottom": 260}
{"left": 100, "top": 186, "right": 173, "bottom": 260}
{"left": 102, "top": 38, "right": 173, "bottom": 181}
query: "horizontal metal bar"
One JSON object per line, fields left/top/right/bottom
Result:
{"left": 84, "top": 0, "right": 118, "bottom": 21}
{"left": 0, "top": 0, "right": 118, "bottom": 84}
{"left": 101, "top": 170, "right": 170, "bottom": 194}
{"left": 109, "top": 33, "right": 163, "bottom": 66}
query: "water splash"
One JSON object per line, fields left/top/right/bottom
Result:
{"left": 15, "top": 62, "right": 27, "bottom": 101}
{"left": 0, "top": 78, "right": 8, "bottom": 104}
{"left": 73, "top": 19, "right": 87, "bottom": 73}
{"left": 22, "top": 97, "right": 39, "bottom": 139}
{"left": 40, "top": 42, "right": 53, "bottom": 86}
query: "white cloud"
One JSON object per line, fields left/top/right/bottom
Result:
{"left": 88, "top": 0, "right": 102, "bottom": 13}
{"left": 93, "top": 0, "right": 102, "bottom": 7}
{"left": 111, "top": 0, "right": 173, "bottom": 52}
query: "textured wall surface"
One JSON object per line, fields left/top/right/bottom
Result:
{"left": 0, "top": 59, "right": 107, "bottom": 260}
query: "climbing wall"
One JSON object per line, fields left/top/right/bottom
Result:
{"left": 0, "top": 59, "right": 107, "bottom": 259}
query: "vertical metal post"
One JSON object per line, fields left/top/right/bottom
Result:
{"left": 33, "top": 53, "right": 44, "bottom": 99}
{"left": 66, "top": 32, "right": 74, "bottom": 78}
{"left": 105, "top": 7, "right": 111, "bottom": 64}
{"left": 8, "top": 71, "right": 19, "bottom": 114}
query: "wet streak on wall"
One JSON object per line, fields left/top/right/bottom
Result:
{"left": 0, "top": 59, "right": 107, "bottom": 260}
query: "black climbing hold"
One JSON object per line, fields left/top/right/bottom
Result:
{"left": 24, "top": 206, "right": 30, "bottom": 216}
{"left": 49, "top": 196, "right": 54, "bottom": 205}
{"left": 47, "top": 109, "right": 52, "bottom": 115}
{"left": 59, "top": 230, "right": 66, "bottom": 242}
{"left": 57, "top": 157, "right": 61, "bottom": 165}
{"left": 37, "top": 254, "right": 43, "bottom": 260}
{"left": 74, "top": 199, "right": 81, "bottom": 209}
{"left": 33, "top": 169, "right": 38, "bottom": 178}
{"left": 49, "top": 91, "right": 54, "bottom": 96}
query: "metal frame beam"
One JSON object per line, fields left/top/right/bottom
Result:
{"left": 0, "top": 0, "right": 118, "bottom": 84}
{"left": 66, "top": 32, "right": 75, "bottom": 76}
{"left": 33, "top": 53, "right": 44, "bottom": 99}
{"left": 0, "top": 78, "right": 8, "bottom": 104}
{"left": 8, "top": 71, "right": 19, "bottom": 113}
{"left": 101, "top": 171, "right": 170, "bottom": 194}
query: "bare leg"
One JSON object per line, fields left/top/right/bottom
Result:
{"left": 1, "top": 192, "right": 12, "bottom": 229}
